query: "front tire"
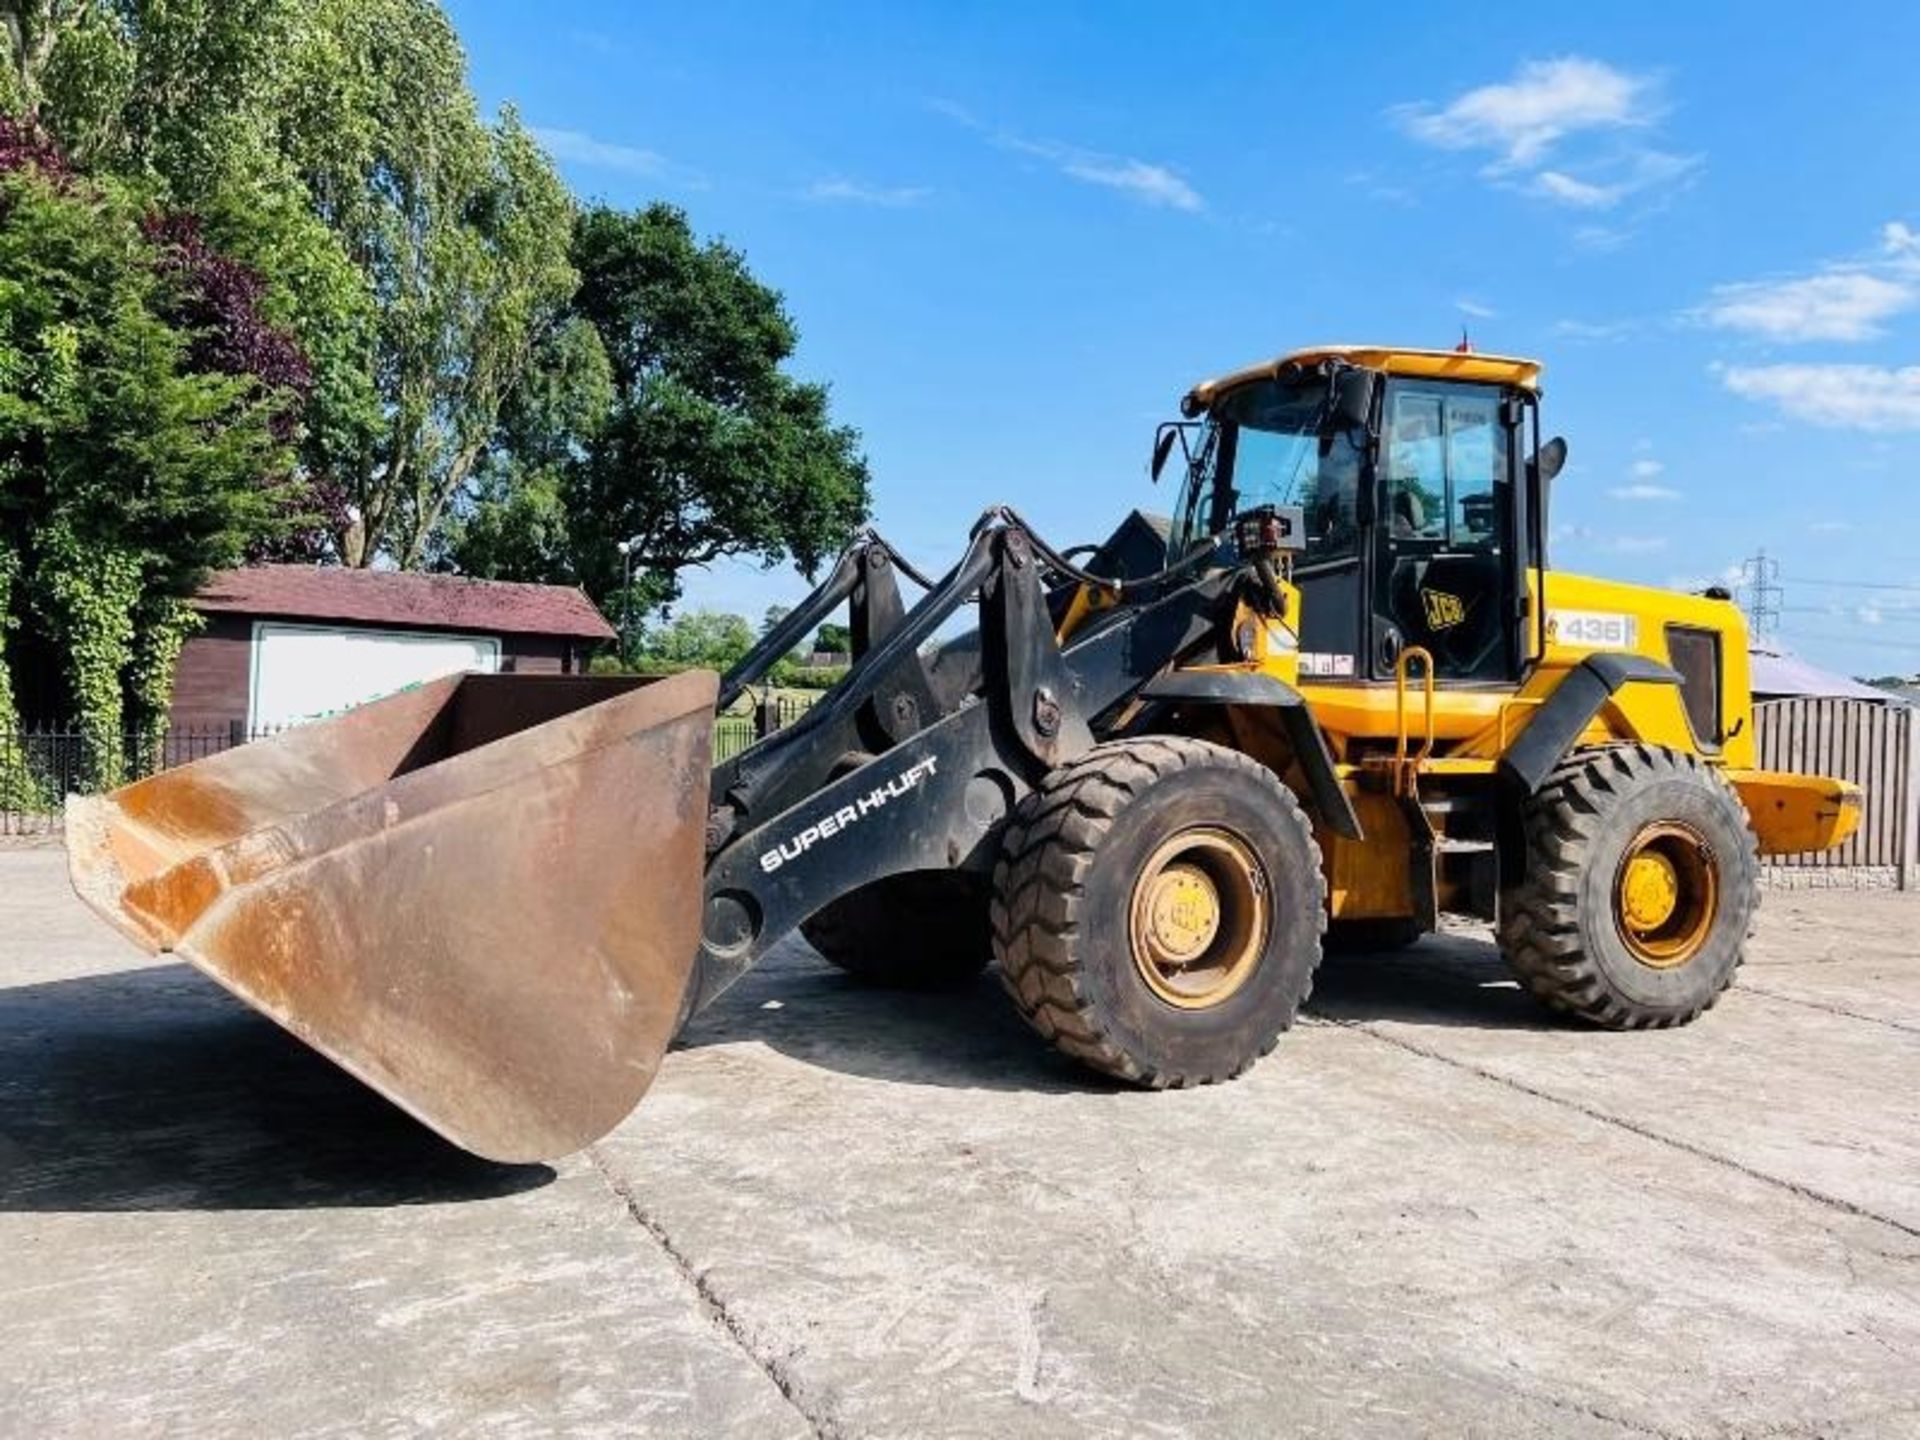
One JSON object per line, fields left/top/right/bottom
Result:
{"left": 991, "top": 736, "right": 1326, "bottom": 1086}
{"left": 1498, "top": 743, "right": 1757, "bottom": 1028}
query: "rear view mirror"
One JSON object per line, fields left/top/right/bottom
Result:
{"left": 1535, "top": 435, "right": 1568, "bottom": 483}
{"left": 1150, "top": 422, "right": 1190, "bottom": 482}
{"left": 1327, "top": 367, "right": 1377, "bottom": 435}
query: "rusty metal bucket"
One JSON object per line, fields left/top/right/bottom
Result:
{"left": 67, "top": 669, "right": 717, "bottom": 1163}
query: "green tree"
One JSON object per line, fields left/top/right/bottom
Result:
{"left": 559, "top": 203, "right": 870, "bottom": 612}
{"left": 813, "top": 621, "right": 852, "bottom": 656}
{"left": 641, "top": 609, "right": 753, "bottom": 670}
{"left": 8, "top": 0, "right": 583, "bottom": 570}
{"left": 442, "top": 305, "right": 612, "bottom": 579}
{"left": 0, "top": 157, "right": 292, "bottom": 777}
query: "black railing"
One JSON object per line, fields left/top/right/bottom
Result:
{"left": 3, "top": 694, "right": 820, "bottom": 834}
{"left": 714, "top": 694, "right": 816, "bottom": 763}
{"left": 0, "top": 723, "right": 287, "bottom": 835}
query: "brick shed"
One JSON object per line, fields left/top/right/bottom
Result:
{"left": 170, "top": 565, "right": 615, "bottom": 734}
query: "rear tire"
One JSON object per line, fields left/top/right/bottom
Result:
{"left": 1498, "top": 743, "right": 1757, "bottom": 1028}
{"left": 991, "top": 736, "right": 1325, "bottom": 1086}
{"left": 801, "top": 872, "right": 990, "bottom": 988}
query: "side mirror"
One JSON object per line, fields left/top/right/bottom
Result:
{"left": 1535, "top": 435, "right": 1568, "bottom": 484}
{"left": 1150, "top": 423, "right": 1189, "bottom": 482}
{"left": 1327, "top": 367, "right": 1376, "bottom": 435}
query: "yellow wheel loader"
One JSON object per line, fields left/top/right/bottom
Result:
{"left": 68, "top": 345, "right": 1862, "bottom": 1162}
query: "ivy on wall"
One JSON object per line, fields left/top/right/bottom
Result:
{"left": 127, "top": 593, "right": 202, "bottom": 760}
{"left": 35, "top": 524, "right": 141, "bottom": 786}
{"left": 0, "top": 539, "right": 41, "bottom": 808}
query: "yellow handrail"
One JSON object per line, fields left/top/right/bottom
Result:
{"left": 1394, "top": 645, "right": 1436, "bottom": 777}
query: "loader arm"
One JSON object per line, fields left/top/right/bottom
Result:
{"left": 690, "top": 516, "right": 1230, "bottom": 1011}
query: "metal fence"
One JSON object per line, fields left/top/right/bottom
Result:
{"left": 10, "top": 695, "right": 1907, "bottom": 881}
{"left": 3, "top": 694, "right": 820, "bottom": 835}
{"left": 1754, "top": 697, "right": 1917, "bottom": 888}
{"left": 714, "top": 694, "right": 816, "bottom": 762}
{"left": 0, "top": 723, "right": 274, "bottom": 836}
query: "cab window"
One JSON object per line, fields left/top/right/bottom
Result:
{"left": 1172, "top": 376, "right": 1365, "bottom": 564}
{"left": 1384, "top": 384, "right": 1507, "bottom": 551}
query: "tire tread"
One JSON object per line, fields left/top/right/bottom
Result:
{"left": 1497, "top": 742, "right": 1759, "bottom": 1028}
{"left": 992, "top": 736, "right": 1326, "bottom": 1086}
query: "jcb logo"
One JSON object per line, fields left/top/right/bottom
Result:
{"left": 1420, "top": 588, "right": 1466, "bottom": 630}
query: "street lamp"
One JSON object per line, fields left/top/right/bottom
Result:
{"left": 616, "top": 536, "right": 643, "bottom": 663}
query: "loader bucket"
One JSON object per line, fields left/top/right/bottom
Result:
{"left": 67, "top": 669, "right": 717, "bottom": 1164}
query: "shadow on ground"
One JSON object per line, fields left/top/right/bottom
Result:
{"left": 675, "top": 924, "right": 1565, "bottom": 1093}
{"left": 1310, "top": 927, "right": 1571, "bottom": 1030}
{"left": 0, "top": 962, "right": 551, "bottom": 1214}
{"left": 0, "top": 925, "right": 1559, "bottom": 1213}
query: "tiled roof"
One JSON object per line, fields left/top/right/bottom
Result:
{"left": 193, "top": 565, "right": 616, "bottom": 641}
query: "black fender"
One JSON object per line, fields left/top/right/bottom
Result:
{"left": 1498, "top": 652, "right": 1682, "bottom": 794}
{"left": 1139, "top": 670, "right": 1363, "bottom": 840}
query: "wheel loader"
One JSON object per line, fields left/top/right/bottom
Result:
{"left": 67, "top": 345, "right": 1862, "bottom": 1163}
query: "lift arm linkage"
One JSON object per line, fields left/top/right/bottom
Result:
{"left": 688, "top": 513, "right": 1227, "bottom": 1012}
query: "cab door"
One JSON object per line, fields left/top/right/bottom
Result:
{"left": 1371, "top": 380, "right": 1523, "bottom": 683}
{"left": 1291, "top": 426, "right": 1368, "bottom": 680}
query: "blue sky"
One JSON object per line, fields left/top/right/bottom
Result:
{"left": 449, "top": 1, "right": 1920, "bottom": 678}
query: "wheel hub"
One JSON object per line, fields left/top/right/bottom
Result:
{"left": 1141, "top": 863, "right": 1221, "bottom": 964}
{"left": 1621, "top": 851, "right": 1680, "bottom": 931}
{"left": 1128, "top": 828, "right": 1269, "bottom": 1009}
{"left": 1613, "top": 821, "right": 1719, "bottom": 969}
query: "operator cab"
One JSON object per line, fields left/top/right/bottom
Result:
{"left": 1161, "top": 346, "right": 1554, "bottom": 687}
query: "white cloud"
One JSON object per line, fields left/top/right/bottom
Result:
{"left": 1533, "top": 170, "right": 1621, "bottom": 208}
{"left": 1605, "top": 535, "right": 1671, "bottom": 554}
{"left": 932, "top": 100, "right": 1203, "bottom": 212}
{"left": 1346, "top": 170, "right": 1418, "bottom": 207}
{"left": 1529, "top": 149, "right": 1700, "bottom": 212}
{"left": 1810, "top": 520, "right": 1853, "bottom": 533}
{"left": 533, "top": 126, "right": 674, "bottom": 178}
{"left": 1572, "top": 224, "right": 1633, "bottom": 251}
{"left": 805, "top": 178, "right": 931, "bottom": 208}
{"left": 1393, "top": 59, "right": 1694, "bottom": 239}
{"left": 1056, "top": 156, "right": 1202, "bottom": 211}
{"left": 1394, "top": 57, "right": 1652, "bottom": 168}
{"left": 1553, "top": 317, "right": 1638, "bottom": 341}
{"left": 1699, "top": 271, "right": 1914, "bottom": 342}
{"left": 1608, "top": 459, "right": 1680, "bottom": 501}
{"left": 1454, "top": 297, "right": 1497, "bottom": 319}
{"left": 1721, "top": 363, "right": 1920, "bottom": 431}
{"left": 1666, "top": 563, "right": 1745, "bottom": 593}
{"left": 1695, "top": 222, "right": 1920, "bottom": 343}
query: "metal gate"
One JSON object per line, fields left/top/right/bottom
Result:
{"left": 1754, "top": 697, "right": 1917, "bottom": 888}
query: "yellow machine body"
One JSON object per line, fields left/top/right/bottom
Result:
{"left": 1095, "top": 344, "right": 1861, "bottom": 922}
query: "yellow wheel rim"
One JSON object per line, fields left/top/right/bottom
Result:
{"left": 1129, "top": 828, "right": 1269, "bottom": 1008}
{"left": 1613, "top": 821, "right": 1718, "bottom": 969}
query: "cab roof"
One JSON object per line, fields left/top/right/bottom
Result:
{"left": 1184, "top": 345, "right": 1543, "bottom": 413}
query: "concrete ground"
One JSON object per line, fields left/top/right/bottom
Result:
{"left": 2, "top": 844, "right": 1916, "bottom": 1438}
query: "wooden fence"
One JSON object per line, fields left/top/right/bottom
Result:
{"left": 1754, "top": 697, "right": 1917, "bottom": 888}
